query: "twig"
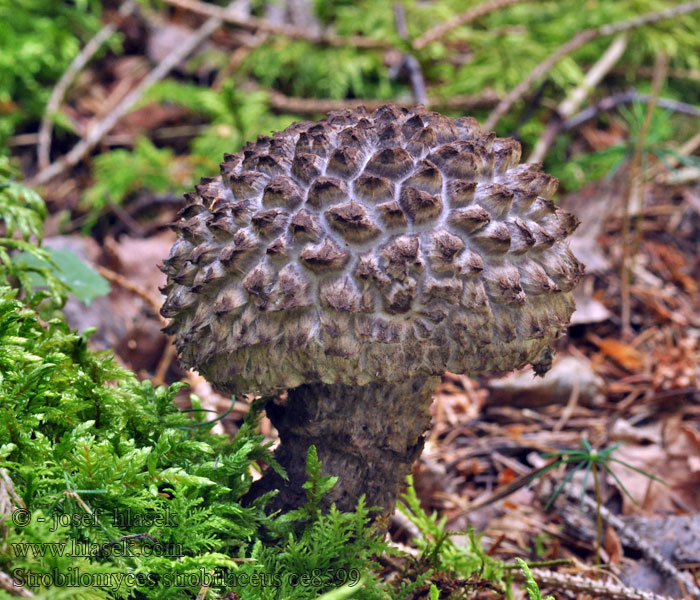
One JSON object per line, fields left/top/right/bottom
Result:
{"left": 163, "top": 0, "right": 390, "bottom": 49}
{"left": 516, "top": 568, "right": 677, "bottom": 600}
{"left": 31, "top": 1, "right": 240, "bottom": 186}
{"left": 413, "top": 0, "right": 528, "bottom": 50}
{"left": 484, "top": 1, "right": 700, "bottom": 131}
{"left": 562, "top": 482, "right": 700, "bottom": 599}
{"left": 650, "top": 130, "right": 700, "bottom": 183}
{"left": 265, "top": 88, "right": 501, "bottom": 114}
{"left": 565, "top": 89, "right": 700, "bottom": 130}
{"left": 37, "top": 0, "right": 138, "bottom": 170}
{"left": 621, "top": 52, "right": 667, "bottom": 338}
{"left": 94, "top": 265, "right": 167, "bottom": 328}
{"left": 528, "top": 34, "right": 628, "bottom": 163}
{"left": 0, "top": 570, "right": 33, "bottom": 598}
{"left": 393, "top": 4, "right": 428, "bottom": 106}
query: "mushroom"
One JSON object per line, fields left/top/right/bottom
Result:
{"left": 160, "top": 105, "right": 584, "bottom": 517}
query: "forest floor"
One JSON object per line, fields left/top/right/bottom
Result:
{"left": 7, "top": 2, "right": 700, "bottom": 598}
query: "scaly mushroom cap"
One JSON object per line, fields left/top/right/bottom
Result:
{"left": 161, "top": 105, "right": 584, "bottom": 395}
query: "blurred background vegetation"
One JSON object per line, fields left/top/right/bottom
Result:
{"left": 2, "top": 0, "right": 699, "bottom": 235}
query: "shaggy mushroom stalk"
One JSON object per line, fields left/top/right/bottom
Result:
{"left": 254, "top": 377, "right": 440, "bottom": 514}
{"left": 161, "top": 104, "right": 584, "bottom": 518}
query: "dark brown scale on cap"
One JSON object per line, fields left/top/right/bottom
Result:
{"left": 290, "top": 209, "right": 323, "bottom": 242}
{"left": 401, "top": 114, "right": 425, "bottom": 140}
{"left": 382, "top": 279, "right": 417, "bottom": 314}
{"left": 483, "top": 263, "right": 525, "bottom": 305}
{"left": 320, "top": 276, "right": 363, "bottom": 312}
{"left": 326, "top": 146, "right": 363, "bottom": 179}
{"left": 377, "top": 123, "right": 404, "bottom": 148}
{"left": 266, "top": 236, "right": 292, "bottom": 259}
{"left": 448, "top": 205, "right": 491, "bottom": 233}
{"left": 271, "top": 264, "right": 312, "bottom": 311}
{"left": 503, "top": 165, "right": 558, "bottom": 199}
{"left": 422, "top": 112, "right": 459, "bottom": 144}
{"left": 446, "top": 180, "right": 477, "bottom": 208}
{"left": 376, "top": 201, "right": 407, "bottom": 228}
{"left": 510, "top": 188, "right": 538, "bottom": 214}
{"left": 537, "top": 242, "right": 584, "bottom": 292}
{"left": 175, "top": 213, "right": 211, "bottom": 245}
{"left": 453, "top": 116, "right": 481, "bottom": 140}
{"left": 427, "top": 143, "right": 481, "bottom": 179}
{"left": 354, "top": 174, "right": 394, "bottom": 203}
{"left": 207, "top": 212, "right": 238, "bottom": 241}
{"left": 528, "top": 221, "right": 556, "bottom": 250}
{"left": 493, "top": 138, "right": 521, "bottom": 174}
{"left": 173, "top": 261, "right": 198, "bottom": 286}
{"left": 292, "top": 152, "right": 324, "bottom": 184}
{"left": 365, "top": 147, "right": 414, "bottom": 180}
{"left": 541, "top": 206, "right": 580, "bottom": 240}
{"left": 307, "top": 177, "right": 348, "bottom": 208}
{"left": 212, "top": 282, "right": 247, "bottom": 315}
{"left": 380, "top": 235, "right": 422, "bottom": 279}
{"left": 474, "top": 183, "right": 513, "bottom": 218}
{"left": 299, "top": 238, "right": 350, "bottom": 272}
{"left": 399, "top": 186, "right": 443, "bottom": 224}
{"left": 404, "top": 160, "right": 443, "bottom": 195}
{"left": 242, "top": 262, "right": 276, "bottom": 307}
{"left": 470, "top": 222, "right": 512, "bottom": 254}
{"left": 191, "top": 260, "right": 226, "bottom": 293}
{"left": 372, "top": 104, "right": 407, "bottom": 125}
{"left": 254, "top": 153, "right": 291, "bottom": 177}
{"left": 218, "top": 229, "right": 262, "bottom": 273}
{"left": 337, "top": 125, "right": 372, "bottom": 149}
{"left": 187, "top": 239, "right": 220, "bottom": 265}
{"left": 423, "top": 277, "right": 463, "bottom": 304}
{"left": 406, "top": 127, "right": 438, "bottom": 157}
{"left": 268, "top": 135, "right": 294, "bottom": 158}
{"left": 326, "top": 201, "right": 382, "bottom": 242}
{"left": 296, "top": 130, "right": 331, "bottom": 158}
{"left": 251, "top": 208, "right": 290, "bottom": 238}
{"left": 428, "top": 229, "right": 465, "bottom": 273}
{"left": 506, "top": 218, "right": 536, "bottom": 255}
{"left": 262, "top": 176, "right": 304, "bottom": 209}
{"left": 229, "top": 171, "right": 268, "bottom": 201}
{"left": 518, "top": 261, "right": 559, "bottom": 295}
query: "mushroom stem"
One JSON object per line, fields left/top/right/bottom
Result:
{"left": 253, "top": 376, "right": 440, "bottom": 516}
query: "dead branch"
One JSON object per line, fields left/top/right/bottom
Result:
{"left": 31, "top": 2, "right": 240, "bottom": 186}
{"left": 265, "top": 88, "right": 501, "bottom": 114}
{"left": 484, "top": 0, "right": 700, "bottom": 131}
{"left": 520, "top": 569, "right": 677, "bottom": 600}
{"left": 0, "top": 570, "right": 33, "bottom": 598}
{"left": 163, "top": 0, "right": 391, "bottom": 49}
{"left": 94, "top": 265, "right": 167, "bottom": 328}
{"left": 528, "top": 34, "right": 628, "bottom": 163}
{"left": 563, "top": 481, "right": 700, "bottom": 599}
{"left": 565, "top": 89, "right": 700, "bottom": 130}
{"left": 37, "top": 0, "right": 138, "bottom": 170}
{"left": 621, "top": 52, "right": 668, "bottom": 338}
{"left": 394, "top": 3, "right": 428, "bottom": 106}
{"left": 413, "top": 0, "right": 528, "bottom": 50}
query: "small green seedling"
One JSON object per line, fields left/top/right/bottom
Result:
{"left": 538, "top": 438, "right": 666, "bottom": 565}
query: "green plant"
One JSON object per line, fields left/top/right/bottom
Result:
{"left": 538, "top": 438, "right": 665, "bottom": 565}
{"left": 555, "top": 101, "right": 700, "bottom": 190}
{"left": 0, "top": 0, "right": 105, "bottom": 149}
{"left": 516, "top": 558, "right": 554, "bottom": 600}
{"left": 0, "top": 157, "right": 108, "bottom": 309}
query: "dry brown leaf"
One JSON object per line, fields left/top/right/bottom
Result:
{"left": 594, "top": 338, "right": 644, "bottom": 371}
